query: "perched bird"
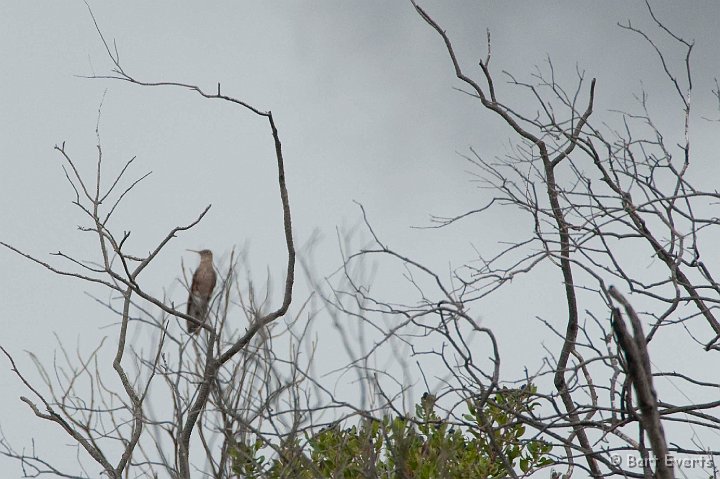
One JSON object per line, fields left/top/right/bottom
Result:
{"left": 186, "top": 249, "right": 217, "bottom": 334}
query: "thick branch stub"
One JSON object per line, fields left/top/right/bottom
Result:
{"left": 610, "top": 286, "right": 673, "bottom": 479}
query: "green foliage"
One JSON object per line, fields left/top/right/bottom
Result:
{"left": 231, "top": 386, "right": 552, "bottom": 478}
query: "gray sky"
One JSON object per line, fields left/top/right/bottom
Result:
{"left": 2, "top": 1, "right": 720, "bottom": 476}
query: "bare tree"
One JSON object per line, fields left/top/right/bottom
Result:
{"left": 0, "top": 5, "right": 297, "bottom": 476}
{"left": 316, "top": 1, "right": 719, "bottom": 478}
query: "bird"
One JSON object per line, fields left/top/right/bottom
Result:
{"left": 186, "top": 249, "right": 217, "bottom": 334}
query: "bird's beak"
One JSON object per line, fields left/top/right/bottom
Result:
{"left": 186, "top": 249, "right": 200, "bottom": 254}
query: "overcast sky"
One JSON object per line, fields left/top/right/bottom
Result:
{"left": 2, "top": 1, "right": 720, "bottom": 476}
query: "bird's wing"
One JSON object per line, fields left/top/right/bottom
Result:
{"left": 190, "top": 268, "right": 203, "bottom": 293}
{"left": 187, "top": 270, "right": 202, "bottom": 315}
